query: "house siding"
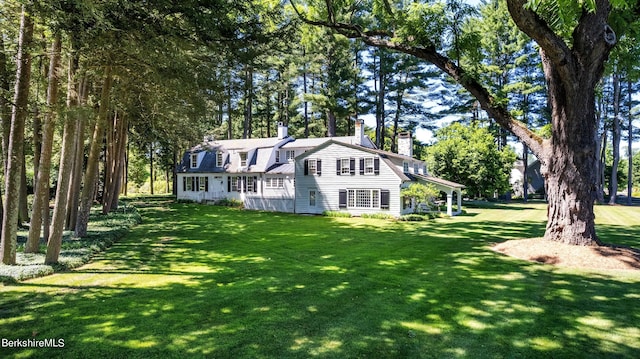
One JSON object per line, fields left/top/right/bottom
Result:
{"left": 294, "top": 143, "right": 404, "bottom": 217}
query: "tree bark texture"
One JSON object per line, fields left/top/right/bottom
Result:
{"left": 26, "top": 35, "right": 62, "bottom": 253}
{"left": 66, "top": 76, "right": 88, "bottom": 230}
{"left": 46, "top": 87, "right": 80, "bottom": 264}
{"left": 75, "top": 66, "right": 113, "bottom": 237}
{"left": 608, "top": 73, "right": 621, "bottom": 205}
{"left": 1, "top": 7, "right": 33, "bottom": 264}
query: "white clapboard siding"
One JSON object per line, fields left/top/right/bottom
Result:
{"left": 294, "top": 142, "right": 404, "bottom": 216}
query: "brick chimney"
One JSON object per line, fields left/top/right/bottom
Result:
{"left": 277, "top": 122, "right": 288, "bottom": 139}
{"left": 354, "top": 119, "right": 365, "bottom": 146}
{"left": 398, "top": 132, "right": 413, "bottom": 157}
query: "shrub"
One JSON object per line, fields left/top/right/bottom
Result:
{"left": 323, "top": 211, "right": 352, "bottom": 217}
{"left": 214, "top": 199, "right": 244, "bottom": 208}
{"left": 399, "top": 214, "right": 429, "bottom": 222}
{"left": 361, "top": 213, "right": 395, "bottom": 220}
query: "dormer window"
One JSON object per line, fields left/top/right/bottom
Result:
{"left": 190, "top": 153, "right": 198, "bottom": 168}
{"left": 239, "top": 152, "right": 247, "bottom": 167}
{"left": 414, "top": 163, "right": 419, "bottom": 174}
{"left": 403, "top": 162, "right": 409, "bottom": 173}
{"left": 286, "top": 150, "right": 295, "bottom": 162}
{"left": 216, "top": 151, "right": 224, "bottom": 167}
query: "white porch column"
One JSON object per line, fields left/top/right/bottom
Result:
{"left": 447, "top": 192, "right": 453, "bottom": 216}
{"left": 456, "top": 189, "right": 462, "bottom": 214}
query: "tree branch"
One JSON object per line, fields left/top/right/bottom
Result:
{"left": 289, "top": 0, "right": 546, "bottom": 158}
{"left": 506, "top": 0, "right": 576, "bottom": 83}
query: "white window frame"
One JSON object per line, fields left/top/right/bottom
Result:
{"left": 231, "top": 176, "right": 239, "bottom": 192}
{"left": 308, "top": 159, "right": 317, "bottom": 175}
{"left": 347, "top": 189, "right": 381, "bottom": 209}
{"left": 341, "top": 158, "right": 351, "bottom": 175}
{"left": 239, "top": 152, "right": 247, "bottom": 167}
{"left": 286, "top": 150, "right": 296, "bottom": 161}
{"left": 403, "top": 162, "right": 409, "bottom": 173}
{"left": 247, "top": 176, "right": 254, "bottom": 192}
{"left": 265, "top": 177, "right": 285, "bottom": 189}
{"left": 276, "top": 150, "right": 281, "bottom": 163}
{"left": 309, "top": 190, "right": 317, "bottom": 206}
{"left": 199, "top": 176, "right": 207, "bottom": 192}
{"left": 364, "top": 157, "right": 375, "bottom": 174}
{"left": 414, "top": 163, "right": 419, "bottom": 174}
{"left": 190, "top": 153, "right": 198, "bottom": 168}
{"left": 216, "top": 152, "right": 223, "bottom": 167}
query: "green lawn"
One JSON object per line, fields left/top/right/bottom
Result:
{"left": 1, "top": 200, "right": 639, "bottom": 358}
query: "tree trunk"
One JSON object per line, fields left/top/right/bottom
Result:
{"left": 75, "top": 66, "right": 113, "bottom": 237}
{"left": 627, "top": 79, "right": 633, "bottom": 205}
{"left": 1, "top": 7, "right": 33, "bottom": 264}
{"left": 149, "top": 142, "right": 154, "bottom": 195}
{"left": 66, "top": 76, "right": 88, "bottom": 230}
{"left": 326, "top": 110, "right": 336, "bottom": 137}
{"left": 540, "top": 50, "right": 602, "bottom": 246}
{"left": 376, "top": 51, "right": 385, "bottom": 149}
{"left": 609, "top": 73, "right": 621, "bottom": 204}
{"left": 303, "top": 48, "right": 309, "bottom": 138}
{"left": 26, "top": 35, "right": 62, "bottom": 253}
{"left": 46, "top": 88, "right": 81, "bottom": 265}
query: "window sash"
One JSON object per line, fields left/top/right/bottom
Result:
{"left": 190, "top": 154, "right": 198, "bottom": 168}
{"left": 364, "top": 158, "right": 374, "bottom": 174}
{"left": 216, "top": 152, "right": 223, "bottom": 167}
{"left": 341, "top": 158, "right": 350, "bottom": 174}
{"left": 346, "top": 189, "right": 381, "bottom": 209}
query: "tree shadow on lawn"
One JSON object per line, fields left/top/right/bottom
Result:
{"left": 1, "top": 204, "right": 639, "bottom": 358}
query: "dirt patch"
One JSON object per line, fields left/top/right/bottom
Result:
{"left": 492, "top": 238, "right": 640, "bottom": 271}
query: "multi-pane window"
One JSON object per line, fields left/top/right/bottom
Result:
{"left": 190, "top": 153, "right": 198, "bottom": 168}
{"left": 364, "top": 158, "right": 375, "bottom": 174}
{"left": 198, "top": 176, "right": 208, "bottom": 191}
{"left": 247, "top": 176, "right": 254, "bottom": 192}
{"left": 183, "top": 176, "right": 208, "bottom": 192}
{"left": 414, "top": 163, "right": 419, "bottom": 174}
{"left": 265, "top": 177, "right": 284, "bottom": 188}
{"left": 347, "top": 189, "right": 381, "bottom": 208}
{"left": 231, "top": 176, "right": 239, "bottom": 192}
{"left": 239, "top": 152, "right": 247, "bottom": 167}
{"left": 308, "top": 159, "right": 317, "bottom": 175}
{"left": 403, "top": 162, "right": 409, "bottom": 173}
{"left": 286, "top": 150, "right": 296, "bottom": 161}
{"left": 216, "top": 152, "right": 224, "bottom": 167}
{"left": 341, "top": 158, "right": 351, "bottom": 174}
{"left": 276, "top": 150, "right": 281, "bottom": 163}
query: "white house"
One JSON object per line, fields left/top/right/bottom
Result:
{"left": 176, "top": 121, "right": 464, "bottom": 216}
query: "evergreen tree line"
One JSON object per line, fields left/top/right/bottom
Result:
{"left": 1, "top": 0, "right": 639, "bottom": 264}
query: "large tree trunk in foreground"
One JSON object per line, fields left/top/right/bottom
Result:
{"left": 1, "top": 7, "right": 33, "bottom": 264}
{"left": 539, "top": 52, "right": 602, "bottom": 245}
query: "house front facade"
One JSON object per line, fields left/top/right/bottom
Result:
{"left": 177, "top": 121, "right": 464, "bottom": 216}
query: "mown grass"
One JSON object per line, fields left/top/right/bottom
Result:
{"left": 1, "top": 199, "right": 639, "bottom": 358}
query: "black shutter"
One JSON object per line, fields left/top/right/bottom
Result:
{"left": 339, "top": 190, "right": 347, "bottom": 208}
{"left": 381, "top": 190, "right": 390, "bottom": 209}
{"left": 243, "top": 176, "right": 247, "bottom": 192}
{"left": 205, "top": 177, "right": 209, "bottom": 192}
{"left": 317, "top": 159, "right": 322, "bottom": 176}
{"left": 253, "top": 176, "right": 257, "bottom": 192}
{"left": 183, "top": 177, "right": 186, "bottom": 192}
{"left": 195, "top": 177, "right": 200, "bottom": 191}
{"left": 304, "top": 159, "right": 309, "bottom": 175}
{"left": 227, "top": 177, "right": 231, "bottom": 192}
{"left": 336, "top": 159, "right": 341, "bottom": 175}
{"left": 350, "top": 158, "right": 355, "bottom": 175}
{"left": 360, "top": 158, "right": 365, "bottom": 175}
{"left": 374, "top": 158, "right": 380, "bottom": 175}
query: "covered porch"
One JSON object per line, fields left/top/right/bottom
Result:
{"left": 414, "top": 175, "right": 465, "bottom": 216}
